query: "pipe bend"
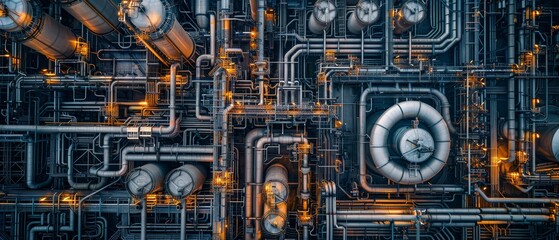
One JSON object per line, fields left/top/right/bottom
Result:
{"left": 369, "top": 101, "right": 450, "bottom": 184}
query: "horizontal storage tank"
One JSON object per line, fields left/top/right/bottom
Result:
{"left": 369, "top": 101, "right": 450, "bottom": 184}
{"left": 126, "top": 163, "right": 168, "bottom": 198}
{"left": 394, "top": 0, "right": 427, "bottom": 34}
{"left": 308, "top": 0, "right": 337, "bottom": 34}
{"left": 537, "top": 126, "right": 559, "bottom": 162}
{"left": 263, "top": 164, "right": 289, "bottom": 204}
{"left": 166, "top": 164, "right": 206, "bottom": 198}
{"left": 262, "top": 202, "right": 287, "bottom": 235}
{"left": 61, "top": 0, "right": 121, "bottom": 35}
{"left": 347, "top": 0, "right": 380, "bottom": 34}
{"left": 127, "top": 0, "right": 195, "bottom": 60}
{"left": 261, "top": 164, "right": 289, "bottom": 235}
{"left": 0, "top": 0, "right": 77, "bottom": 59}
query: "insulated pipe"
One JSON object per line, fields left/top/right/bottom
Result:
{"left": 308, "top": 0, "right": 337, "bottom": 34}
{"left": 359, "top": 88, "right": 456, "bottom": 192}
{"left": 61, "top": 0, "right": 121, "bottom": 35}
{"left": 254, "top": 135, "right": 308, "bottom": 238}
{"left": 195, "top": 0, "right": 209, "bottom": 30}
{"left": 26, "top": 138, "right": 53, "bottom": 189}
{"left": 369, "top": 101, "right": 451, "bottom": 184}
{"left": 475, "top": 186, "right": 559, "bottom": 204}
{"left": 127, "top": 0, "right": 195, "bottom": 60}
{"left": 244, "top": 128, "right": 267, "bottom": 240}
{"left": 0, "top": 0, "right": 77, "bottom": 59}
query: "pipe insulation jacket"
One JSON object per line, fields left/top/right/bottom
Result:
{"left": 127, "top": 0, "right": 195, "bottom": 60}
{"left": 369, "top": 101, "right": 451, "bottom": 184}
{"left": 61, "top": 0, "right": 121, "bottom": 35}
{"left": 0, "top": 0, "right": 77, "bottom": 59}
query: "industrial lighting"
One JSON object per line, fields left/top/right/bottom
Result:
{"left": 39, "top": 197, "right": 47, "bottom": 201}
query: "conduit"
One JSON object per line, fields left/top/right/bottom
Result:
{"left": 253, "top": 135, "right": 308, "bottom": 239}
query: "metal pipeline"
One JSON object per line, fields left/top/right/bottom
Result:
{"left": 91, "top": 145, "right": 213, "bottom": 177}
{"left": 195, "top": 0, "right": 209, "bottom": 30}
{"left": 26, "top": 138, "right": 53, "bottom": 189}
{"left": 475, "top": 186, "right": 559, "bottom": 204}
{"left": 0, "top": 63, "right": 180, "bottom": 136}
{"left": 254, "top": 135, "right": 308, "bottom": 238}
{"left": 61, "top": 0, "right": 121, "bottom": 35}
{"left": 359, "top": 87, "right": 457, "bottom": 192}
{"left": 244, "top": 128, "right": 267, "bottom": 240}
{"left": 68, "top": 143, "right": 107, "bottom": 190}
{"left": 29, "top": 210, "right": 74, "bottom": 240}
{"left": 256, "top": 0, "right": 266, "bottom": 105}
{"left": 141, "top": 199, "right": 147, "bottom": 240}
{"left": 195, "top": 14, "right": 216, "bottom": 121}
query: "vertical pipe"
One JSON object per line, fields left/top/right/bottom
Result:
{"left": 385, "top": 0, "right": 393, "bottom": 68}
{"left": 257, "top": 0, "right": 265, "bottom": 105}
{"left": 244, "top": 129, "right": 267, "bottom": 240}
{"left": 180, "top": 198, "right": 186, "bottom": 240}
{"left": 141, "top": 199, "right": 147, "bottom": 240}
{"left": 506, "top": 0, "right": 516, "bottom": 163}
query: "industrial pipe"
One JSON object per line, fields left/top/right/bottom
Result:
{"left": 369, "top": 101, "right": 451, "bottom": 184}
{"left": 254, "top": 135, "right": 308, "bottom": 238}
{"left": 61, "top": 0, "right": 121, "bottom": 35}
{"left": 359, "top": 87, "right": 456, "bottom": 192}
{"left": 26, "top": 138, "right": 53, "bottom": 189}
{"left": 195, "top": 0, "right": 209, "bottom": 30}
{"left": 244, "top": 128, "right": 267, "bottom": 239}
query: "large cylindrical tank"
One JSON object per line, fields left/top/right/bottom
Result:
{"left": 261, "top": 164, "right": 289, "bottom": 235}
{"left": 537, "top": 126, "right": 559, "bottom": 162}
{"left": 127, "top": 0, "right": 195, "bottom": 60}
{"left": 308, "top": 0, "right": 337, "bottom": 34}
{"left": 347, "top": 0, "right": 380, "bottom": 34}
{"left": 263, "top": 164, "right": 289, "bottom": 204}
{"left": 165, "top": 164, "right": 206, "bottom": 198}
{"left": 394, "top": 0, "right": 427, "bottom": 34}
{"left": 262, "top": 202, "right": 287, "bottom": 235}
{"left": 126, "top": 163, "right": 168, "bottom": 198}
{"left": 61, "top": 0, "right": 121, "bottom": 35}
{"left": 0, "top": 0, "right": 77, "bottom": 59}
{"left": 369, "top": 101, "right": 450, "bottom": 184}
